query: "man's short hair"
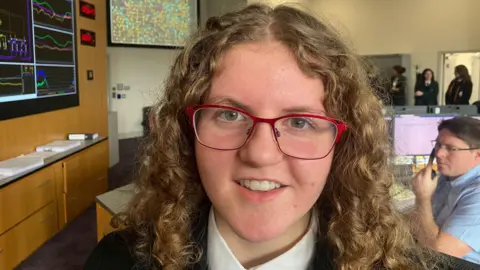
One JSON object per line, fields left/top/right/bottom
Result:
{"left": 438, "top": 117, "right": 480, "bottom": 147}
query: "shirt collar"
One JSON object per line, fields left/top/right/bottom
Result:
{"left": 447, "top": 165, "right": 480, "bottom": 190}
{"left": 207, "top": 208, "right": 317, "bottom": 270}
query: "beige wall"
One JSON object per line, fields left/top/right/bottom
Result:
{"left": 249, "top": 0, "right": 480, "bottom": 96}
{"left": 201, "top": 0, "right": 247, "bottom": 25}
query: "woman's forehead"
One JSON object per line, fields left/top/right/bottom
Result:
{"left": 209, "top": 42, "right": 326, "bottom": 116}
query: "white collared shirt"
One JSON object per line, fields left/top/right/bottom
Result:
{"left": 207, "top": 209, "right": 316, "bottom": 270}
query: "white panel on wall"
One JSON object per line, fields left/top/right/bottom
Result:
{"left": 108, "top": 47, "right": 180, "bottom": 139}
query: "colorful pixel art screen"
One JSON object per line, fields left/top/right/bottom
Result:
{"left": 109, "top": 0, "right": 198, "bottom": 47}
{"left": 0, "top": 0, "right": 78, "bottom": 120}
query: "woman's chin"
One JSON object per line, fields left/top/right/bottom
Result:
{"left": 232, "top": 222, "right": 287, "bottom": 243}
{"left": 229, "top": 216, "right": 289, "bottom": 243}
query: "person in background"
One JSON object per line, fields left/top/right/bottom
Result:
{"left": 390, "top": 65, "right": 407, "bottom": 106}
{"left": 415, "top": 68, "right": 439, "bottom": 105}
{"left": 445, "top": 65, "right": 473, "bottom": 105}
{"left": 411, "top": 117, "right": 480, "bottom": 265}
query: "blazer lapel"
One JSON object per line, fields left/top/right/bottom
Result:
{"left": 309, "top": 234, "right": 336, "bottom": 270}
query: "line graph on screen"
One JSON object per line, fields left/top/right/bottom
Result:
{"left": 0, "top": 64, "right": 35, "bottom": 97}
{"left": 34, "top": 26, "right": 73, "bottom": 64}
{"left": 33, "top": 0, "right": 72, "bottom": 31}
{"left": 36, "top": 65, "right": 75, "bottom": 96}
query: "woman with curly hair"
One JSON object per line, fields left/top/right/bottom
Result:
{"left": 84, "top": 4, "right": 466, "bottom": 270}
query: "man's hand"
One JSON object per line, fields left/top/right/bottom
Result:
{"left": 415, "top": 90, "right": 424, "bottom": 96}
{"left": 412, "top": 164, "right": 439, "bottom": 201}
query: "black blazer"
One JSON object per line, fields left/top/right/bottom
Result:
{"left": 445, "top": 79, "right": 473, "bottom": 105}
{"left": 415, "top": 81, "right": 439, "bottom": 105}
{"left": 390, "top": 75, "right": 407, "bottom": 106}
{"left": 84, "top": 204, "right": 480, "bottom": 270}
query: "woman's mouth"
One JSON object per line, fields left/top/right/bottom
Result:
{"left": 236, "top": 180, "right": 285, "bottom": 192}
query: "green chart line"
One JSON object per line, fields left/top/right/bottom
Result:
{"left": 35, "top": 34, "right": 73, "bottom": 47}
{"left": 33, "top": 0, "right": 73, "bottom": 17}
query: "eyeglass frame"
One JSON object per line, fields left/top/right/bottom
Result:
{"left": 185, "top": 105, "right": 348, "bottom": 160}
{"left": 431, "top": 140, "right": 480, "bottom": 153}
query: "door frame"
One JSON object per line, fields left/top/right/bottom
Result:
{"left": 438, "top": 50, "right": 480, "bottom": 105}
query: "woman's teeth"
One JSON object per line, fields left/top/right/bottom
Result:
{"left": 238, "top": 180, "right": 283, "bottom": 191}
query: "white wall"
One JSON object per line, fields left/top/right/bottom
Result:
{"left": 108, "top": 47, "right": 179, "bottom": 139}
{"left": 249, "top": 0, "right": 480, "bottom": 98}
{"left": 109, "top": 0, "right": 247, "bottom": 139}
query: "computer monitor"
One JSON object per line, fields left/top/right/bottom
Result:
{"left": 429, "top": 105, "right": 477, "bottom": 115}
{"left": 394, "top": 115, "right": 456, "bottom": 155}
{"left": 393, "top": 106, "right": 428, "bottom": 115}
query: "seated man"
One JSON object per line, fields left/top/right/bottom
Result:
{"left": 411, "top": 116, "right": 480, "bottom": 265}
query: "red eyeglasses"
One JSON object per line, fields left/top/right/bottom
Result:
{"left": 186, "top": 105, "right": 347, "bottom": 160}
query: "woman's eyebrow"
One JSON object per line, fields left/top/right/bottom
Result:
{"left": 281, "top": 106, "right": 326, "bottom": 115}
{"left": 209, "top": 96, "right": 325, "bottom": 115}
{"left": 208, "top": 96, "right": 252, "bottom": 112}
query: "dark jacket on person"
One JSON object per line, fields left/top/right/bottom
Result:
{"left": 84, "top": 202, "right": 480, "bottom": 270}
{"left": 445, "top": 79, "right": 473, "bottom": 105}
{"left": 415, "top": 80, "right": 439, "bottom": 105}
{"left": 390, "top": 75, "right": 407, "bottom": 106}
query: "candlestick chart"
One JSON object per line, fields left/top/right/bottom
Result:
{"left": 0, "top": 1, "right": 33, "bottom": 63}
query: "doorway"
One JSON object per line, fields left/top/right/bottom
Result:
{"left": 364, "top": 54, "right": 412, "bottom": 105}
{"left": 440, "top": 52, "right": 480, "bottom": 105}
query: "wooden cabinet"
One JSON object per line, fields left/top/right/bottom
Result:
{"left": 96, "top": 203, "right": 117, "bottom": 241}
{"left": 0, "top": 167, "right": 55, "bottom": 235}
{"left": 0, "top": 202, "right": 57, "bottom": 270}
{"left": 62, "top": 141, "right": 109, "bottom": 224}
{"left": 0, "top": 139, "right": 109, "bottom": 269}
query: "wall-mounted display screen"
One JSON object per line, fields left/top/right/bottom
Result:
{"left": 0, "top": 0, "right": 78, "bottom": 121}
{"left": 108, "top": 0, "right": 198, "bottom": 48}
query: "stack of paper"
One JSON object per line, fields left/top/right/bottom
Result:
{"left": 0, "top": 157, "right": 44, "bottom": 176}
{"left": 36, "top": 140, "right": 82, "bottom": 152}
{"left": 22, "top": 151, "right": 58, "bottom": 160}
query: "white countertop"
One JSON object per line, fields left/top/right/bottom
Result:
{"left": 0, "top": 137, "right": 108, "bottom": 188}
{"left": 96, "top": 184, "right": 135, "bottom": 215}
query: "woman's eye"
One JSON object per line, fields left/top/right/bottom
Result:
{"left": 219, "top": 110, "right": 245, "bottom": 121}
{"left": 288, "top": 118, "right": 311, "bottom": 129}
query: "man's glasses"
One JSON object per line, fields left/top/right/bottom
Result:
{"left": 186, "top": 105, "right": 347, "bottom": 160}
{"left": 431, "top": 140, "right": 479, "bottom": 153}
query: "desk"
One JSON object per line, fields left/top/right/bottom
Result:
{"left": 95, "top": 184, "right": 133, "bottom": 240}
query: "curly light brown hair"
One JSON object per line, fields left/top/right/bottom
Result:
{"left": 117, "top": 3, "right": 440, "bottom": 270}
